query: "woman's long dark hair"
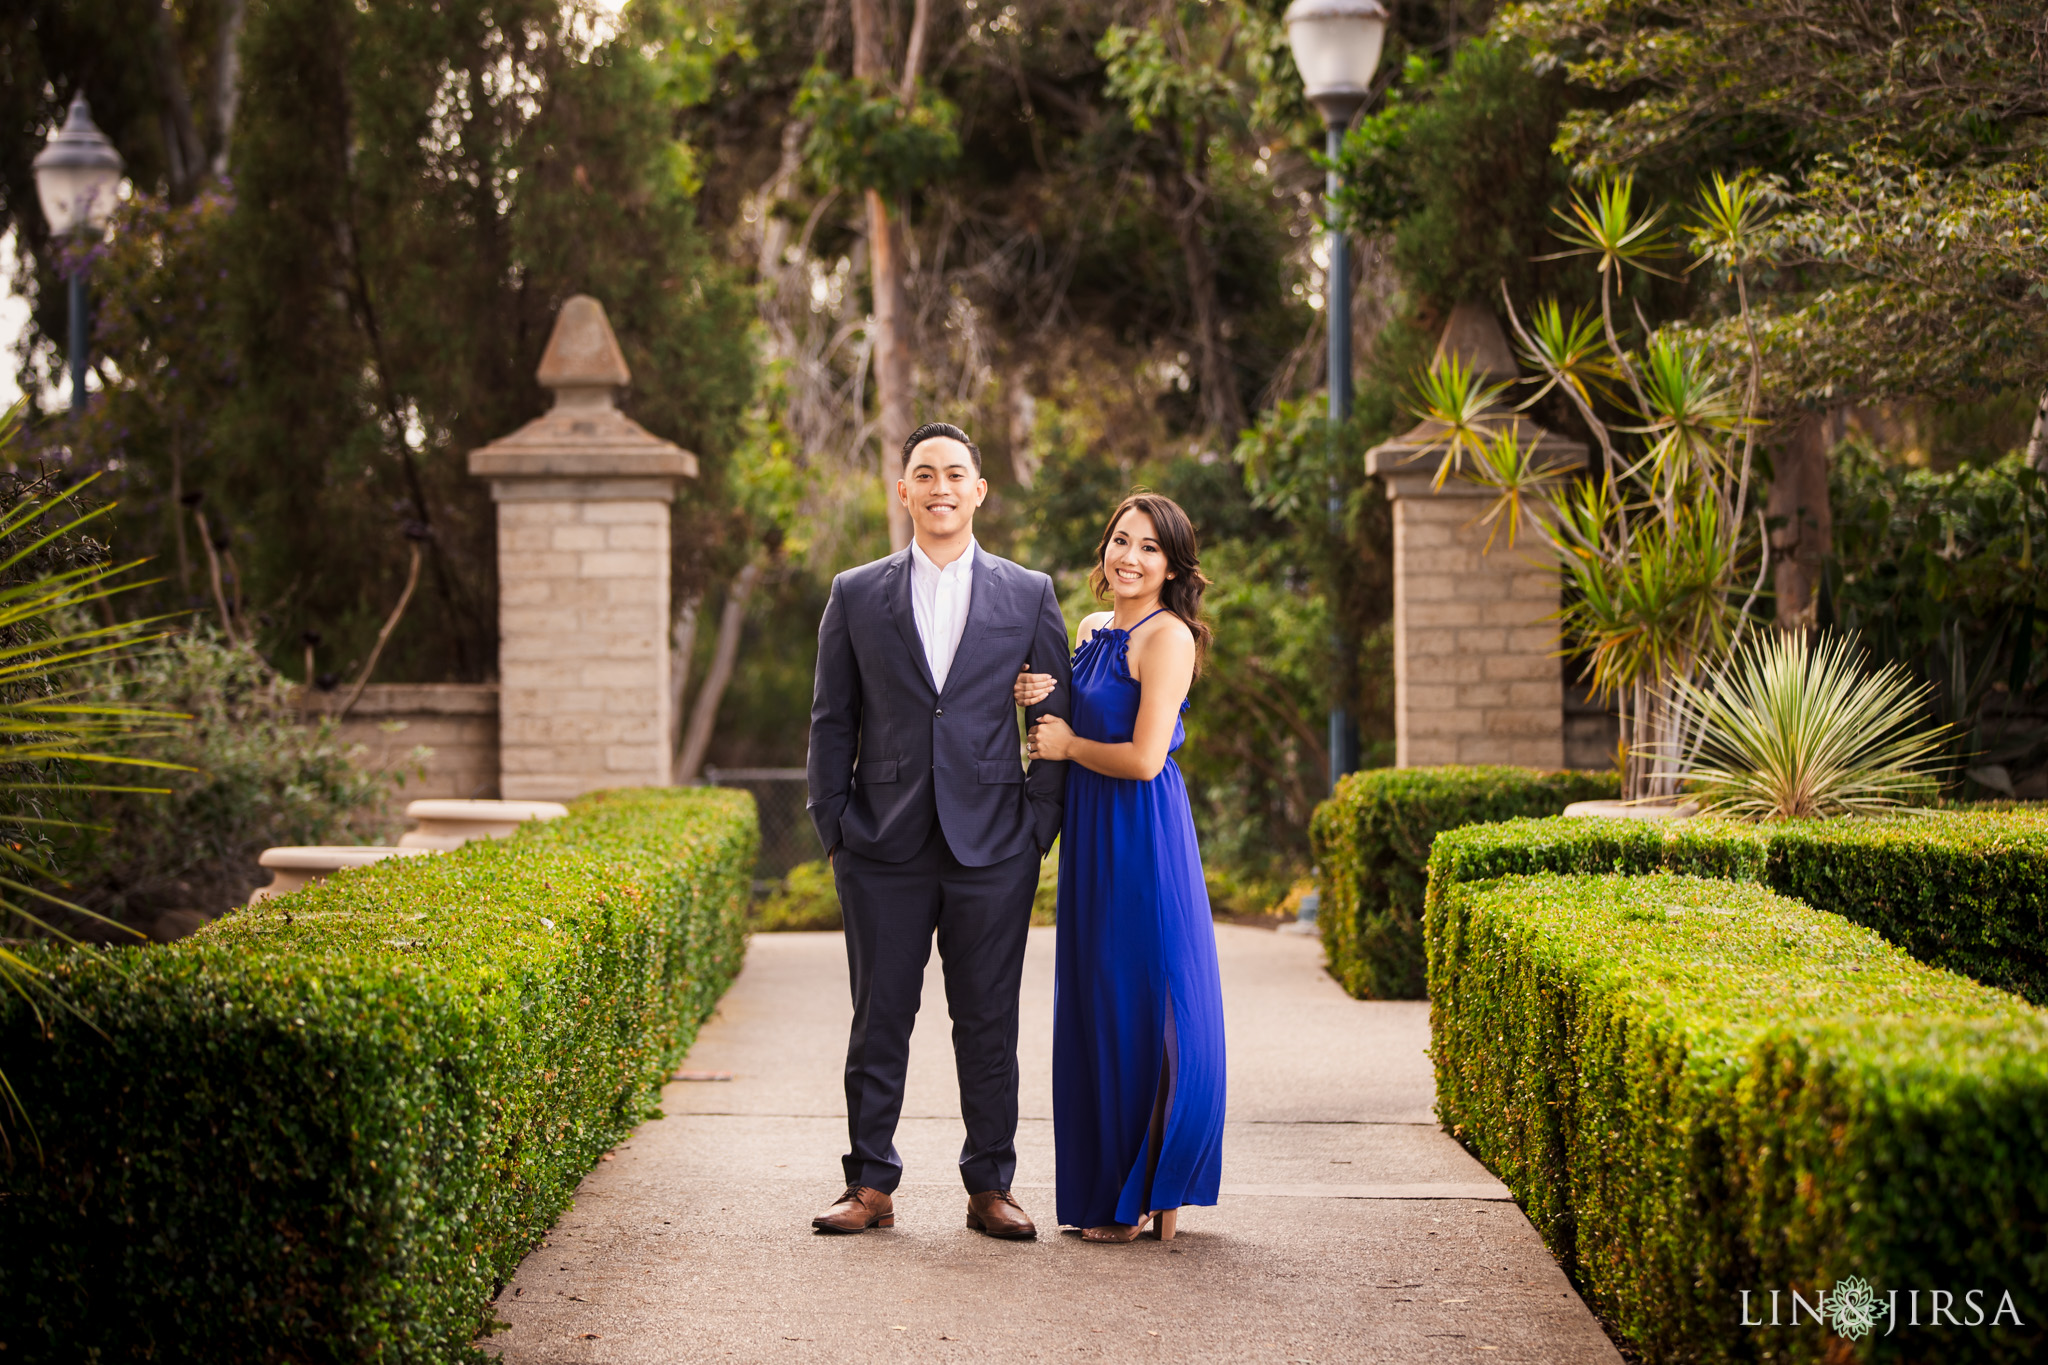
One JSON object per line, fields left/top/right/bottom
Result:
{"left": 1087, "top": 492, "right": 1213, "bottom": 672}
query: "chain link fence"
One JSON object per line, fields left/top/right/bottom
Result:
{"left": 700, "top": 767, "right": 821, "bottom": 887}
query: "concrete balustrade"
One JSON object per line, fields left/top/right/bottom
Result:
{"left": 248, "top": 846, "right": 434, "bottom": 904}
{"left": 398, "top": 798, "right": 570, "bottom": 850}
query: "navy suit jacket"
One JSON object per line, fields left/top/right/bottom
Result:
{"left": 807, "top": 544, "right": 1071, "bottom": 867}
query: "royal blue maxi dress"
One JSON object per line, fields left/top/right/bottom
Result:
{"left": 1052, "top": 609, "right": 1227, "bottom": 1229}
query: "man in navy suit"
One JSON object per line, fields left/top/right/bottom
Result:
{"left": 806, "top": 422, "right": 1071, "bottom": 1239}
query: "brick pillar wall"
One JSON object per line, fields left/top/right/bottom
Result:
{"left": 495, "top": 491, "right": 672, "bottom": 799}
{"left": 468, "top": 295, "right": 698, "bottom": 801}
{"left": 1388, "top": 486, "right": 1565, "bottom": 768}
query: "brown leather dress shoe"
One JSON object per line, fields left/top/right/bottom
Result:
{"left": 812, "top": 1185, "right": 894, "bottom": 1234}
{"left": 965, "top": 1189, "right": 1037, "bottom": 1240}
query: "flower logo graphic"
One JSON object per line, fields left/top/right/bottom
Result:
{"left": 1829, "top": 1276, "right": 1880, "bottom": 1340}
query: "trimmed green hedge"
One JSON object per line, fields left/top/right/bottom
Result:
{"left": 0, "top": 786, "right": 754, "bottom": 1364}
{"left": 1434, "top": 871, "right": 2048, "bottom": 1363}
{"left": 1307, "top": 766, "right": 1618, "bottom": 998}
{"left": 1428, "top": 808, "right": 2048, "bottom": 1004}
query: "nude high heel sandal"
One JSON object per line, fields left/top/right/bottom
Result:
{"left": 1153, "top": 1209, "right": 1178, "bottom": 1242}
{"left": 1081, "top": 1214, "right": 1153, "bottom": 1243}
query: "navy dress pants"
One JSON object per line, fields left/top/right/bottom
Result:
{"left": 833, "top": 822, "right": 1038, "bottom": 1195}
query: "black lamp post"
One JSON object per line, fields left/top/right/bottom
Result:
{"left": 1285, "top": 0, "right": 1387, "bottom": 796}
{"left": 32, "top": 93, "right": 125, "bottom": 419}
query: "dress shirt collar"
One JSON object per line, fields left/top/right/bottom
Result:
{"left": 910, "top": 535, "right": 977, "bottom": 582}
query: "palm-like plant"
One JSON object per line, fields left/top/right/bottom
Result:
{"left": 0, "top": 411, "right": 185, "bottom": 1156}
{"left": 1665, "top": 631, "right": 1950, "bottom": 819}
{"left": 1403, "top": 171, "right": 1782, "bottom": 800}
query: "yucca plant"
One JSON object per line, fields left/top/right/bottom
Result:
{"left": 1404, "top": 171, "right": 1781, "bottom": 799}
{"left": 0, "top": 410, "right": 185, "bottom": 1157}
{"left": 1664, "top": 630, "right": 1950, "bottom": 819}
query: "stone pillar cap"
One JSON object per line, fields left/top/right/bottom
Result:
{"left": 468, "top": 294, "right": 698, "bottom": 481}
{"left": 1433, "top": 301, "right": 1519, "bottom": 384}
{"left": 537, "top": 295, "right": 633, "bottom": 389}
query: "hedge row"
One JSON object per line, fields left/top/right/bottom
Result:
{"left": 1433, "top": 870, "right": 2048, "bottom": 1363}
{"left": 1307, "top": 766, "right": 1618, "bottom": 998}
{"left": 1427, "top": 808, "right": 2048, "bottom": 1004}
{"left": 0, "top": 786, "right": 755, "bottom": 1364}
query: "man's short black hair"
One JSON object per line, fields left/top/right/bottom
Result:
{"left": 902, "top": 422, "right": 981, "bottom": 476}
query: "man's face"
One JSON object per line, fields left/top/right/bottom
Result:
{"left": 899, "top": 437, "right": 987, "bottom": 540}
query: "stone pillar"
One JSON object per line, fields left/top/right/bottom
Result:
{"left": 468, "top": 296, "right": 697, "bottom": 799}
{"left": 1364, "top": 303, "right": 1587, "bottom": 769}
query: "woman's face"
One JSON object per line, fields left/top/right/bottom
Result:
{"left": 1102, "top": 508, "right": 1171, "bottom": 604}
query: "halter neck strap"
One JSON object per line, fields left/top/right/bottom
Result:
{"left": 1121, "top": 606, "right": 1172, "bottom": 634}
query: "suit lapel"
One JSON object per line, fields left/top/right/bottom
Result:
{"left": 885, "top": 548, "right": 939, "bottom": 695}
{"left": 941, "top": 550, "right": 1001, "bottom": 701}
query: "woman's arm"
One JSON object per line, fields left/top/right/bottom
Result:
{"left": 1029, "top": 620, "right": 1195, "bottom": 781}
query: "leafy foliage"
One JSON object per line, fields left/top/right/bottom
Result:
{"left": 1828, "top": 448, "right": 2048, "bottom": 797}
{"left": 1500, "top": 0, "right": 2048, "bottom": 406}
{"left": 1429, "top": 869, "right": 2048, "bottom": 1364}
{"left": 1307, "top": 764, "right": 1618, "bottom": 998}
{"left": 0, "top": 787, "right": 755, "bottom": 1362}
{"left": 56, "top": 628, "right": 411, "bottom": 928}
{"left": 793, "top": 67, "right": 961, "bottom": 201}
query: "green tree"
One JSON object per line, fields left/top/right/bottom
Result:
{"left": 31, "top": 0, "right": 755, "bottom": 687}
{"left": 1500, "top": 0, "right": 2048, "bottom": 448}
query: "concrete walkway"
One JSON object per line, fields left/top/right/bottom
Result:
{"left": 484, "top": 927, "right": 1621, "bottom": 1363}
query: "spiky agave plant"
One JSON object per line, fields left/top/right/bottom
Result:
{"left": 1666, "top": 630, "right": 1950, "bottom": 820}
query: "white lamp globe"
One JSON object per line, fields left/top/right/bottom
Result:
{"left": 1284, "top": 0, "right": 1390, "bottom": 127}
{"left": 33, "top": 94, "right": 125, "bottom": 238}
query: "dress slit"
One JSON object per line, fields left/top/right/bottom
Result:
{"left": 1141, "top": 989, "right": 1178, "bottom": 1215}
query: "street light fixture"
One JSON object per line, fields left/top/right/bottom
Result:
{"left": 32, "top": 92, "right": 125, "bottom": 418}
{"left": 1285, "top": 0, "right": 1387, "bottom": 798}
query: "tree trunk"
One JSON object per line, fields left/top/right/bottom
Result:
{"left": 867, "top": 189, "right": 916, "bottom": 552}
{"left": 851, "top": 0, "right": 920, "bottom": 553}
{"left": 668, "top": 591, "right": 701, "bottom": 761}
{"left": 1769, "top": 408, "right": 1838, "bottom": 632}
{"left": 2027, "top": 387, "right": 2048, "bottom": 473}
{"left": 211, "top": 0, "right": 248, "bottom": 176}
{"left": 676, "top": 562, "right": 762, "bottom": 784}
{"left": 1162, "top": 158, "right": 1245, "bottom": 441}
{"left": 152, "top": 0, "right": 207, "bottom": 202}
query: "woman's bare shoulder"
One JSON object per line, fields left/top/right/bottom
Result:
{"left": 1075, "top": 610, "right": 1114, "bottom": 646}
{"left": 1128, "top": 611, "right": 1195, "bottom": 680}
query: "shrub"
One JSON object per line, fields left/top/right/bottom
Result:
{"left": 1426, "top": 808, "right": 2048, "bottom": 1004}
{"left": 1431, "top": 870, "right": 2048, "bottom": 1363}
{"left": 751, "top": 843, "right": 1062, "bottom": 931}
{"left": 57, "top": 628, "right": 413, "bottom": 929}
{"left": 0, "top": 786, "right": 755, "bottom": 1364}
{"left": 1307, "top": 765, "right": 1617, "bottom": 998}
{"left": 752, "top": 858, "right": 842, "bottom": 931}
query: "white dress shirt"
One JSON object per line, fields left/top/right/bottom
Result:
{"left": 909, "top": 537, "right": 976, "bottom": 691}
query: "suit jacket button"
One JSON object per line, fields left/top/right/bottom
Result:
{"left": 934, "top": 707, "right": 944, "bottom": 716}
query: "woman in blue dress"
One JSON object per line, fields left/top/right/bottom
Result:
{"left": 1016, "top": 492, "right": 1227, "bottom": 1243}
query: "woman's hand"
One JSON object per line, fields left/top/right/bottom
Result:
{"left": 1013, "top": 665, "right": 1055, "bottom": 707}
{"left": 1027, "top": 714, "right": 1075, "bottom": 761}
